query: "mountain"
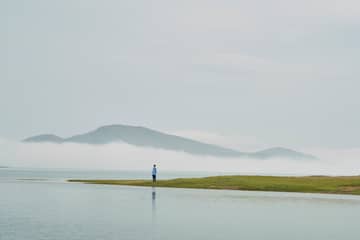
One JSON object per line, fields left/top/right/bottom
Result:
{"left": 23, "top": 134, "right": 64, "bottom": 143}
{"left": 251, "top": 147, "right": 316, "bottom": 160}
{"left": 23, "top": 124, "right": 317, "bottom": 159}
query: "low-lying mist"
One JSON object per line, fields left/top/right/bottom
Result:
{"left": 1, "top": 139, "right": 359, "bottom": 176}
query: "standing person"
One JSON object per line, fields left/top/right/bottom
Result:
{"left": 152, "top": 164, "right": 157, "bottom": 184}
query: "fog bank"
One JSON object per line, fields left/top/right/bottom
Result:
{"left": 0, "top": 140, "right": 359, "bottom": 176}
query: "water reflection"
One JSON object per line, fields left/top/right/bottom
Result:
{"left": 151, "top": 187, "right": 157, "bottom": 239}
{"left": 152, "top": 186, "right": 156, "bottom": 218}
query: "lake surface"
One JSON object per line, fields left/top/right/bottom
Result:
{"left": 1, "top": 168, "right": 360, "bottom": 240}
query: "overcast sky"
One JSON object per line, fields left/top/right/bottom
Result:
{"left": 2, "top": 0, "right": 360, "bottom": 149}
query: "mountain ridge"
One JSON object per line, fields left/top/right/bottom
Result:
{"left": 23, "top": 124, "right": 317, "bottom": 160}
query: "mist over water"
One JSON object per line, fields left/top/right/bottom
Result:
{"left": 1, "top": 139, "right": 359, "bottom": 176}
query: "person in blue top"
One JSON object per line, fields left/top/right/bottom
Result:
{"left": 152, "top": 164, "right": 157, "bottom": 183}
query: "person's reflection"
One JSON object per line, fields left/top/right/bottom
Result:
{"left": 152, "top": 187, "right": 156, "bottom": 200}
{"left": 151, "top": 186, "right": 157, "bottom": 239}
{"left": 152, "top": 186, "right": 156, "bottom": 214}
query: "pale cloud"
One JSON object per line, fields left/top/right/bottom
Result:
{"left": 1, "top": 139, "right": 360, "bottom": 176}
{"left": 169, "top": 130, "right": 267, "bottom": 152}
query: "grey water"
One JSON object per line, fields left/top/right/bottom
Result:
{"left": 1, "top": 168, "right": 360, "bottom": 240}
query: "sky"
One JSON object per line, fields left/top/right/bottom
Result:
{"left": 1, "top": 0, "right": 360, "bottom": 150}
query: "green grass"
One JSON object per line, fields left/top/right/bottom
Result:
{"left": 68, "top": 175, "right": 360, "bottom": 195}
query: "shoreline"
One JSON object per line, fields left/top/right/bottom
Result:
{"left": 68, "top": 175, "right": 360, "bottom": 196}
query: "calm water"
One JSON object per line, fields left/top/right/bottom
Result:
{"left": 1, "top": 168, "right": 360, "bottom": 240}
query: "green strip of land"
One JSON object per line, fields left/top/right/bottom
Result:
{"left": 68, "top": 175, "right": 360, "bottom": 195}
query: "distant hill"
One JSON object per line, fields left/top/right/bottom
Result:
{"left": 23, "top": 124, "right": 317, "bottom": 160}
{"left": 24, "top": 134, "right": 64, "bottom": 143}
{"left": 251, "top": 147, "right": 316, "bottom": 160}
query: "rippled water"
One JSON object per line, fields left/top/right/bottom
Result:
{"left": 1, "top": 168, "right": 360, "bottom": 240}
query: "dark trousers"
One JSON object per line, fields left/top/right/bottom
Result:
{"left": 152, "top": 174, "right": 156, "bottom": 183}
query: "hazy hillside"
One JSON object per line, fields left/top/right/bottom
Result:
{"left": 23, "top": 125, "right": 317, "bottom": 159}
{"left": 23, "top": 134, "right": 64, "bottom": 143}
{"left": 251, "top": 147, "right": 316, "bottom": 160}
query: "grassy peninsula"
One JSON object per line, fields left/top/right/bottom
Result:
{"left": 68, "top": 175, "right": 360, "bottom": 195}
